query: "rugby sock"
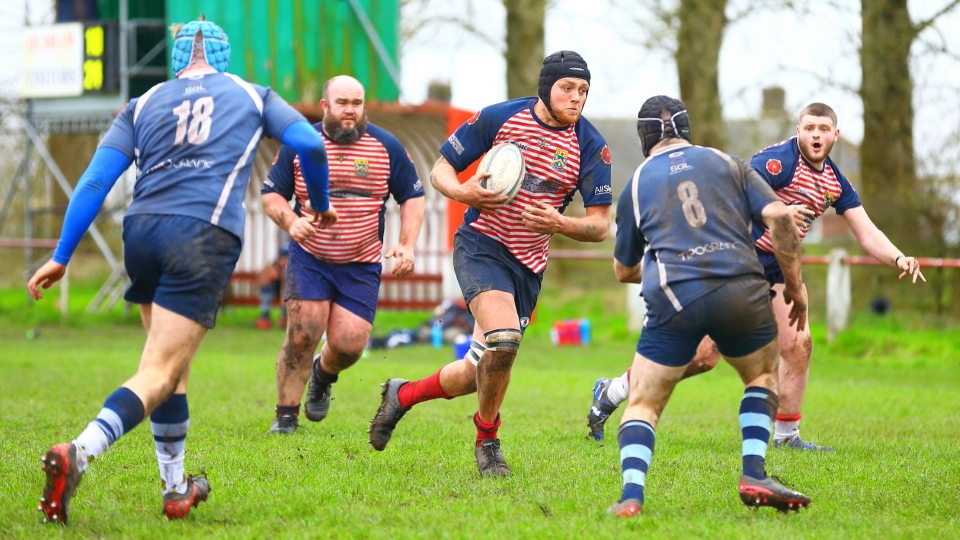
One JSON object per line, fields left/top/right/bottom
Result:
{"left": 73, "top": 387, "right": 145, "bottom": 473}
{"left": 397, "top": 370, "right": 449, "bottom": 408}
{"left": 607, "top": 372, "right": 630, "bottom": 407}
{"left": 258, "top": 284, "right": 273, "bottom": 318}
{"left": 150, "top": 394, "right": 189, "bottom": 496}
{"left": 465, "top": 339, "right": 484, "bottom": 365}
{"left": 740, "top": 387, "right": 779, "bottom": 479}
{"left": 774, "top": 413, "right": 801, "bottom": 442}
{"left": 313, "top": 357, "right": 339, "bottom": 385}
{"left": 474, "top": 412, "right": 501, "bottom": 446}
{"left": 618, "top": 420, "right": 655, "bottom": 503}
{"left": 275, "top": 404, "right": 300, "bottom": 417}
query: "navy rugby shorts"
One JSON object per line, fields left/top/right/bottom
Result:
{"left": 123, "top": 214, "right": 241, "bottom": 329}
{"left": 637, "top": 275, "right": 778, "bottom": 367}
{"left": 284, "top": 241, "right": 381, "bottom": 324}
{"left": 452, "top": 225, "right": 542, "bottom": 332}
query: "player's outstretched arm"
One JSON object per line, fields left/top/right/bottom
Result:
{"left": 762, "top": 200, "right": 807, "bottom": 329}
{"left": 429, "top": 157, "right": 507, "bottom": 211}
{"left": 27, "top": 147, "right": 132, "bottom": 300}
{"left": 280, "top": 120, "right": 336, "bottom": 227}
{"left": 841, "top": 206, "right": 926, "bottom": 283}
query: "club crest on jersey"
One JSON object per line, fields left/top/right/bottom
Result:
{"left": 766, "top": 159, "right": 782, "bottom": 175}
{"left": 520, "top": 317, "right": 530, "bottom": 328}
{"left": 823, "top": 191, "right": 835, "bottom": 208}
{"left": 551, "top": 149, "right": 568, "bottom": 172}
{"left": 354, "top": 159, "right": 369, "bottom": 177}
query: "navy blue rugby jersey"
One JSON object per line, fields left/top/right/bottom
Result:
{"left": 99, "top": 71, "right": 303, "bottom": 241}
{"left": 615, "top": 143, "right": 780, "bottom": 327}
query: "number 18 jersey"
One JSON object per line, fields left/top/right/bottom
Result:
{"left": 99, "top": 72, "right": 303, "bottom": 241}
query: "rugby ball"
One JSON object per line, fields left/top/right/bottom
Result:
{"left": 478, "top": 142, "right": 526, "bottom": 203}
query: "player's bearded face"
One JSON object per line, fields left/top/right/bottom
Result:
{"left": 797, "top": 115, "right": 838, "bottom": 165}
{"left": 549, "top": 78, "right": 589, "bottom": 124}
{"left": 324, "top": 100, "right": 368, "bottom": 145}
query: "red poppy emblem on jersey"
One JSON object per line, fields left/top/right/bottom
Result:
{"left": 467, "top": 111, "right": 481, "bottom": 125}
{"left": 601, "top": 145, "right": 612, "bottom": 165}
{"left": 272, "top": 152, "right": 279, "bottom": 165}
{"left": 766, "top": 159, "right": 782, "bottom": 175}
{"left": 406, "top": 149, "right": 414, "bottom": 163}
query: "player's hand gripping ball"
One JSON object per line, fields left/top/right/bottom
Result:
{"left": 478, "top": 142, "right": 526, "bottom": 203}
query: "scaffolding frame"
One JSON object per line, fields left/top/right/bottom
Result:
{"left": 0, "top": 3, "right": 166, "bottom": 314}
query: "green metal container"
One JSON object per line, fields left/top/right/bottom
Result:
{"left": 165, "top": 0, "right": 400, "bottom": 103}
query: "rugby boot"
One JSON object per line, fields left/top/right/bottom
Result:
{"left": 587, "top": 378, "right": 618, "bottom": 441}
{"left": 475, "top": 438, "right": 512, "bottom": 477}
{"left": 163, "top": 475, "right": 211, "bottom": 519}
{"left": 738, "top": 475, "right": 811, "bottom": 513}
{"left": 304, "top": 355, "right": 334, "bottom": 422}
{"left": 772, "top": 436, "right": 834, "bottom": 452}
{"left": 38, "top": 443, "right": 83, "bottom": 525}
{"left": 269, "top": 413, "right": 299, "bottom": 435}
{"left": 607, "top": 498, "right": 643, "bottom": 517}
{"left": 368, "top": 378, "right": 411, "bottom": 451}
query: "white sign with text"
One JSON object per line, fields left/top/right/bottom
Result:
{"left": 19, "top": 23, "right": 84, "bottom": 98}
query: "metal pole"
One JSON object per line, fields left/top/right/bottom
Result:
{"left": 23, "top": 111, "right": 33, "bottom": 281}
{"left": 23, "top": 120, "right": 121, "bottom": 270}
{"left": 119, "top": 0, "right": 129, "bottom": 103}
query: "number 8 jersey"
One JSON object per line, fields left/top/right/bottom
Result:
{"left": 99, "top": 72, "right": 304, "bottom": 242}
{"left": 614, "top": 144, "right": 781, "bottom": 328}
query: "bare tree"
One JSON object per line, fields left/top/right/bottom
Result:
{"left": 859, "top": 0, "right": 960, "bottom": 245}
{"left": 613, "top": 0, "right": 800, "bottom": 149}
{"left": 675, "top": 0, "right": 728, "bottom": 148}
{"left": 401, "top": 0, "right": 550, "bottom": 99}
{"left": 504, "top": 0, "right": 546, "bottom": 99}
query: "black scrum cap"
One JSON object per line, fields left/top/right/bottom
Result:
{"left": 538, "top": 50, "right": 591, "bottom": 122}
{"left": 636, "top": 95, "right": 691, "bottom": 157}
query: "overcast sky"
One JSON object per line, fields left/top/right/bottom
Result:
{"left": 4, "top": 0, "right": 959, "bottom": 173}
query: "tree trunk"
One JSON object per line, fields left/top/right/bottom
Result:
{"left": 859, "top": 0, "right": 917, "bottom": 244}
{"left": 503, "top": 0, "right": 545, "bottom": 99}
{"left": 675, "top": 0, "right": 727, "bottom": 149}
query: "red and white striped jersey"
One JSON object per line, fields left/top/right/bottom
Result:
{"left": 264, "top": 123, "right": 423, "bottom": 264}
{"left": 440, "top": 97, "right": 612, "bottom": 274}
{"left": 749, "top": 137, "right": 860, "bottom": 254}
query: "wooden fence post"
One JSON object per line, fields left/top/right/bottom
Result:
{"left": 826, "top": 248, "right": 850, "bottom": 343}
{"left": 626, "top": 283, "right": 646, "bottom": 333}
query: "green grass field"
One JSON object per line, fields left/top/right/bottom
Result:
{"left": 0, "top": 276, "right": 959, "bottom": 539}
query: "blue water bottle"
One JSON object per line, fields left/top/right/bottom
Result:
{"left": 579, "top": 318, "right": 591, "bottom": 345}
{"left": 431, "top": 322, "right": 443, "bottom": 348}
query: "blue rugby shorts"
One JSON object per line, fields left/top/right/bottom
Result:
{"left": 637, "top": 275, "right": 778, "bottom": 367}
{"left": 452, "top": 225, "right": 542, "bottom": 332}
{"left": 284, "top": 241, "right": 381, "bottom": 324}
{"left": 123, "top": 214, "right": 241, "bottom": 329}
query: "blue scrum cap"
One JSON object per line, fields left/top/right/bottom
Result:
{"left": 170, "top": 15, "right": 230, "bottom": 76}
